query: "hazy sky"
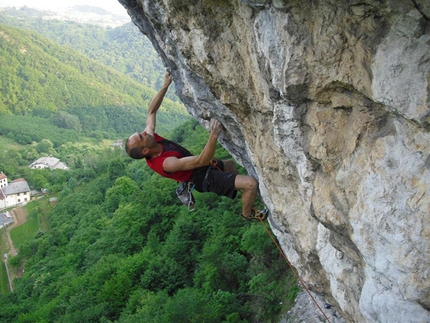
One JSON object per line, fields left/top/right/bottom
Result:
{"left": 0, "top": 0, "right": 126, "bottom": 14}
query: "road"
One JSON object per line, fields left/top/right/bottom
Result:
{"left": 2, "top": 207, "right": 29, "bottom": 292}
{"left": 5, "top": 207, "right": 28, "bottom": 256}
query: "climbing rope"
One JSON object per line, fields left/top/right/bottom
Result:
{"left": 258, "top": 217, "right": 332, "bottom": 323}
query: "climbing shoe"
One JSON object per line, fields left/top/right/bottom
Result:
{"left": 241, "top": 208, "right": 269, "bottom": 222}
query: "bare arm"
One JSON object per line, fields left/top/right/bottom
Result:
{"left": 144, "top": 72, "right": 173, "bottom": 135}
{"left": 162, "top": 119, "right": 223, "bottom": 172}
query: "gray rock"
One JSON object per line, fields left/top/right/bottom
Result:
{"left": 118, "top": 0, "right": 430, "bottom": 321}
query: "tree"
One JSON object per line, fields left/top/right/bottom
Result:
{"left": 104, "top": 176, "right": 139, "bottom": 213}
{"left": 36, "top": 139, "right": 54, "bottom": 154}
{"left": 53, "top": 111, "right": 82, "bottom": 132}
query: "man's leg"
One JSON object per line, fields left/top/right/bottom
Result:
{"left": 234, "top": 175, "right": 258, "bottom": 217}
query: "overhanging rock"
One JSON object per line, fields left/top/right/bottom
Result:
{"left": 119, "top": 0, "right": 430, "bottom": 321}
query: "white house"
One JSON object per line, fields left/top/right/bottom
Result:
{"left": 112, "top": 139, "right": 124, "bottom": 149}
{"left": 0, "top": 172, "right": 7, "bottom": 188}
{"left": 29, "top": 156, "right": 69, "bottom": 170}
{"left": 0, "top": 175, "right": 31, "bottom": 210}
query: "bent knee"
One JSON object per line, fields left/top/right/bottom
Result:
{"left": 247, "top": 177, "right": 258, "bottom": 190}
{"left": 236, "top": 175, "right": 258, "bottom": 192}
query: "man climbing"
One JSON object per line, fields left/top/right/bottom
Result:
{"left": 125, "top": 72, "right": 268, "bottom": 221}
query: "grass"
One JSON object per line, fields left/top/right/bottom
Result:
{"left": 32, "top": 199, "right": 50, "bottom": 232}
{"left": 10, "top": 200, "right": 50, "bottom": 251}
{"left": 10, "top": 213, "right": 38, "bottom": 251}
{"left": 0, "top": 135, "right": 22, "bottom": 150}
{"left": 0, "top": 260, "right": 10, "bottom": 294}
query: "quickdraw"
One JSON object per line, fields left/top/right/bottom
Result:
{"left": 186, "top": 182, "right": 195, "bottom": 212}
{"left": 176, "top": 181, "right": 195, "bottom": 212}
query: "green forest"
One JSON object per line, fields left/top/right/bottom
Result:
{"left": 0, "top": 120, "right": 298, "bottom": 322}
{"left": 0, "top": 9, "right": 298, "bottom": 322}
{"left": 0, "top": 22, "right": 184, "bottom": 115}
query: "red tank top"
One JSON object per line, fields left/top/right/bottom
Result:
{"left": 146, "top": 133, "right": 194, "bottom": 182}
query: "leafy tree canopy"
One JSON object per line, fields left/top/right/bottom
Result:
{"left": 0, "top": 22, "right": 186, "bottom": 118}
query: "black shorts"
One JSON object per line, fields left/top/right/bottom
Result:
{"left": 190, "top": 161, "right": 238, "bottom": 199}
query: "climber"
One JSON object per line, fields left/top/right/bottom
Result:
{"left": 125, "top": 72, "right": 268, "bottom": 221}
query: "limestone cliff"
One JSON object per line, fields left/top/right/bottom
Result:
{"left": 119, "top": 0, "right": 430, "bottom": 322}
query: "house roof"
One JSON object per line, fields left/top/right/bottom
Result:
{"left": 30, "top": 156, "right": 68, "bottom": 170}
{"left": 12, "top": 178, "right": 26, "bottom": 183}
{"left": 2, "top": 181, "right": 30, "bottom": 195}
{"left": 0, "top": 212, "right": 13, "bottom": 227}
{"left": 0, "top": 172, "right": 6, "bottom": 180}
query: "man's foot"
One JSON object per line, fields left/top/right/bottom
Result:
{"left": 241, "top": 208, "right": 269, "bottom": 222}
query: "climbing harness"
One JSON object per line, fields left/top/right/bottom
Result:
{"left": 258, "top": 216, "right": 332, "bottom": 323}
{"left": 176, "top": 181, "right": 195, "bottom": 212}
{"left": 209, "top": 158, "right": 221, "bottom": 170}
{"left": 202, "top": 159, "right": 223, "bottom": 192}
{"left": 176, "top": 159, "right": 220, "bottom": 212}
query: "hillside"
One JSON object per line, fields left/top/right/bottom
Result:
{"left": 0, "top": 22, "right": 190, "bottom": 141}
{"left": 0, "top": 21, "right": 190, "bottom": 179}
{"left": 0, "top": 23, "right": 180, "bottom": 115}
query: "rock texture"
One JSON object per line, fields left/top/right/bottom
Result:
{"left": 119, "top": 0, "right": 430, "bottom": 322}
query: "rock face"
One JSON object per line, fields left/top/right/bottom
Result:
{"left": 119, "top": 0, "right": 430, "bottom": 322}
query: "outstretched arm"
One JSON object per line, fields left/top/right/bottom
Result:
{"left": 144, "top": 72, "right": 173, "bottom": 135}
{"left": 163, "top": 119, "right": 223, "bottom": 172}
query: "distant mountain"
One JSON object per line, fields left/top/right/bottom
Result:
{"left": 0, "top": 7, "right": 170, "bottom": 97}
{"left": 0, "top": 5, "right": 130, "bottom": 27}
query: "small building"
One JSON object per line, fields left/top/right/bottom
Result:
{"left": 0, "top": 179, "right": 31, "bottom": 210}
{"left": 0, "top": 211, "right": 13, "bottom": 229}
{"left": 41, "top": 188, "right": 50, "bottom": 195}
{"left": 49, "top": 197, "right": 58, "bottom": 205}
{"left": 29, "top": 156, "right": 69, "bottom": 170}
